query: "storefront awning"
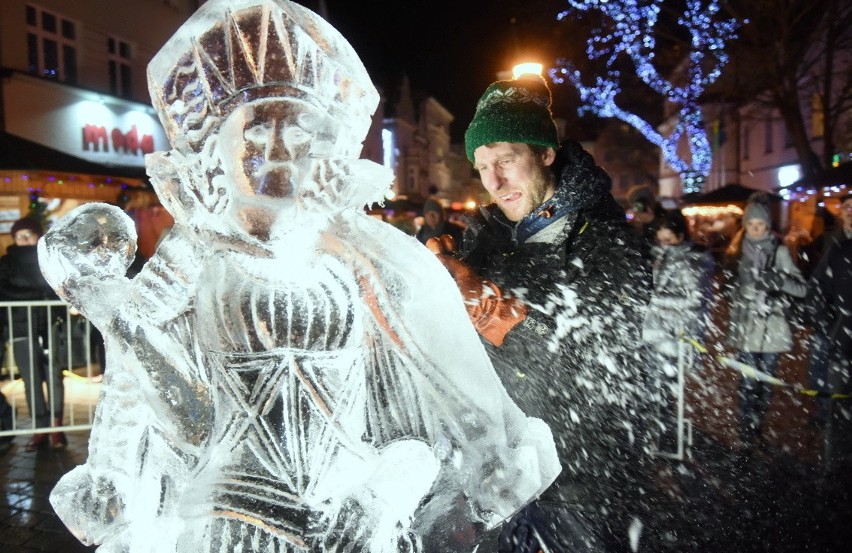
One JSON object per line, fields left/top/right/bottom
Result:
{"left": 0, "top": 132, "right": 155, "bottom": 203}
{"left": 0, "top": 131, "right": 147, "bottom": 182}
{"left": 682, "top": 183, "right": 779, "bottom": 204}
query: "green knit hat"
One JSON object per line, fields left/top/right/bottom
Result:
{"left": 464, "top": 75, "right": 559, "bottom": 162}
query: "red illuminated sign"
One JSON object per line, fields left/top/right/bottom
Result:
{"left": 82, "top": 124, "right": 154, "bottom": 155}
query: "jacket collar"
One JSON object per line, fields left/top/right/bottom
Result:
{"left": 484, "top": 183, "right": 577, "bottom": 246}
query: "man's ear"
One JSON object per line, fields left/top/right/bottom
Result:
{"left": 541, "top": 147, "right": 557, "bottom": 167}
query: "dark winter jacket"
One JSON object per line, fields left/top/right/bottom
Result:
{"left": 0, "top": 244, "right": 57, "bottom": 334}
{"left": 461, "top": 140, "right": 653, "bottom": 546}
{"left": 810, "top": 229, "right": 852, "bottom": 359}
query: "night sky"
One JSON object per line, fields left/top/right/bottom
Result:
{"left": 311, "top": 0, "right": 573, "bottom": 142}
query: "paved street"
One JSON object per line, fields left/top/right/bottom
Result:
{"left": 0, "top": 431, "right": 95, "bottom": 552}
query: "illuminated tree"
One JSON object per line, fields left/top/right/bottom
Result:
{"left": 550, "top": 0, "right": 741, "bottom": 193}
{"left": 720, "top": 0, "right": 852, "bottom": 178}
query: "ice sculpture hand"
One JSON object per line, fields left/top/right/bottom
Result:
{"left": 427, "top": 235, "right": 528, "bottom": 347}
{"left": 37, "top": 203, "right": 136, "bottom": 322}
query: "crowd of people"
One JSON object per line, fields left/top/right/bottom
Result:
{"left": 425, "top": 73, "right": 851, "bottom": 552}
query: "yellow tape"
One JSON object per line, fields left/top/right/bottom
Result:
{"left": 680, "top": 336, "right": 851, "bottom": 399}
{"left": 62, "top": 370, "right": 86, "bottom": 380}
{"left": 686, "top": 336, "right": 708, "bottom": 354}
{"left": 796, "top": 389, "right": 851, "bottom": 400}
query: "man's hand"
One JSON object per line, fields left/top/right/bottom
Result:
{"left": 426, "top": 235, "right": 527, "bottom": 347}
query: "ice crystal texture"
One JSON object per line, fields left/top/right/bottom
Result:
{"left": 39, "top": 1, "right": 558, "bottom": 551}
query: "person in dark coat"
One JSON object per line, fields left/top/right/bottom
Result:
{"left": 415, "top": 197, "right": 464, "bottom": 246}
{"left": 0, "top": 218, "right": 66, "bottom": 450}
{"left": 428, "top": 74, "right": 654, "bottom": 553}
{"left": 0, "top": 391, "right": 13, "bottom": 450}
{"left": 627, "top": 185, "right": 665, "bottom": 259}
{"left": 808, "top": 193, "right": 852, "bottom": 472}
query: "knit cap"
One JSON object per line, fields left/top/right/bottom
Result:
{"left": 422, "top": 197, "right": 443, "bottom": 216}
{"left": 743, "top": 202, "right": 771, "bottom": 225}
{"left": 10, "top": 217, "right": 43, "bottom": 238}
{"left": 464, "top": 75, "right": 559, "bottom": 162}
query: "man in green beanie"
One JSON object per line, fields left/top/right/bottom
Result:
{"left": 428, "top": 75, "right": 655, "bottom": 552}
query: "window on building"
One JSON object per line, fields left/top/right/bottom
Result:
{"left": 407, "top": 167, "right": 417, "bottom": 192}
{"left": 26, "top": 4, "right": 77, "bottom": 83}
{"left": 108, "top": 37, "right": 133, "bottom": 98}
{"left": 812, "top": 94, "right": 825, "bottom": 138}
{"left": 764, "top": 117, "right": 773, "bottom": 154}
{"left": 743, "top": 125, "right": 750, "bottom": 160}
{"left": 783, "top": 125, "right": 794, "bottom": 149}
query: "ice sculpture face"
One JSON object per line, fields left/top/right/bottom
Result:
{"left": 218, "top": 99, "right": 341, "bottom": 238}
{"left": 40, "top": 1, "right": 560, "bottom": 551}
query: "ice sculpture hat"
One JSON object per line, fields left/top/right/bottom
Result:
{"left": 147, "top": 0, "right": 379, "bottom": 154}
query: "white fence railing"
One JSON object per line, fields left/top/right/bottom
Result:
{"left": 650, "top": 336, "right": 694, "bottom": 461}
{"left": 0, "top": 300, "right": 101, "bottom": 437}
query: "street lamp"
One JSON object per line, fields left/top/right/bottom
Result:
{"left": 497, "top": 62, "right": 544, "bottom": 81}
{"left": 512, "top": 62, "right": 543, "bottom": 79}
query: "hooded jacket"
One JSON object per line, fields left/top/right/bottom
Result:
{"left": 460, "top": 140, "right": 653, "bottom": 544}
{"left": 810, "top": 229, "right": 852, "bottom": 358}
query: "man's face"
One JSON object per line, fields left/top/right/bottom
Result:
{"left": 218, "top": 99, "right": 341, "bottom": 239}
{"left": 473, "top": 142, "right": 556, "bottom": 222}
{"left": 841, "top": 198, "right": 852, "bottom": 231}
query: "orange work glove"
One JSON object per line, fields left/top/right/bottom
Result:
{"left": 426, "top": 235, "right": 527, "bottom": 347}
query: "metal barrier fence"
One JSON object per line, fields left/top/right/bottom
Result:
{"left": 650, "top": 336, "right": 694, "bottom": 461}
{"left": 0, "top": 300, "right": 101, "bottom": 438}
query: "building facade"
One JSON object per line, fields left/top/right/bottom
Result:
{"left": 380, "top": 77, "right": 477, "bottom": 208}
{"left": 0, "top": 0, "right": 201, "bottom": 254}
{"left": 658, "top": 50, "right": 852, "bottom": 203}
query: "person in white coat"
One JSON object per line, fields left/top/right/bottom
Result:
{"left": 642, "top": 210, "right": 713, "bottom": 441}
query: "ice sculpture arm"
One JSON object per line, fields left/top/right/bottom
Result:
{"left": 37, "top": 203, "right": 137, "bottom": 322}
{"left": 39, "top": 203, "right": 212, "bottom": 445}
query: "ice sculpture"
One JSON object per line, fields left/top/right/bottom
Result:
{"left": 39, "top": 1, "right": 559, "bottom": 551}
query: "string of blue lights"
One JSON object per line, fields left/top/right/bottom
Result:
{"left": 550, "top": 0, "right": 742, "bottom": 194}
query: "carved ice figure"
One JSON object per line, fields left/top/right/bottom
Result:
{"left": 39, "top": 1, "right": 559, "bottom": 551}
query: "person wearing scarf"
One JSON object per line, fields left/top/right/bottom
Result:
{"left": 725, "top": 200, "right": 806, "bottom": 450}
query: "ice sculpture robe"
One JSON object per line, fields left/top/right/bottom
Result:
{"left": 41, "top": 202, "right": 559, "bottom": 553}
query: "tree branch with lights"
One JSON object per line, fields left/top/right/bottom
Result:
{"left": 550, "top": 0, "right": 742, "bottom": 193}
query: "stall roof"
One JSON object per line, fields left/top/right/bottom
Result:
{"left": 682, "top": 183, "right": 777, "bottom": 204}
